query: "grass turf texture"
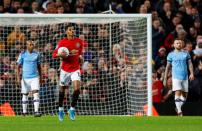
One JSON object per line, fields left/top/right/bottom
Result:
{"left": 0, "top": 116, "right": 202, "bottom": 131}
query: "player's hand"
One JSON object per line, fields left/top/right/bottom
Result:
{"left": 189, "top": 73, "right": 194, "bottom": 81}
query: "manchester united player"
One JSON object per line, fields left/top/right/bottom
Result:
{"left": 52, "top": 24, "right": 83, "bottom": 121}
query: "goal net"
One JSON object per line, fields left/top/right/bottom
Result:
{"left": 0, "top": 14, "right": 152, "bottom": 116}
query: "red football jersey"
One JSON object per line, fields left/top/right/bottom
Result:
{"left": 52, "top": 37, "right": 83, "bottom": 72}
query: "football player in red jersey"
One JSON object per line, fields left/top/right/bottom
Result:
{"left": 52, "top": 24, "right": 83, "bottom": 121}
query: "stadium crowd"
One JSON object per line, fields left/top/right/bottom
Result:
{"left": 0, "top": 0, "right": 202, "bottom": 115}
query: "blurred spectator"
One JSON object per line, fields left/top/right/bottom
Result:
{"left": 10, "top": 0, "right": 21, "bottom": 13}
{"left": 154, "top": 46, "right": 167, "bottom": 69}
{"left": 31, "top": 1, "right": 40, "bottom": 13}
{"left": 188, "top": 60, "right": 202, "bottom": 102}
{"left": 162, "top": 76, "right": 173, "bottom": 102}
{"left": 17, "top": 8, "right": 24, "bottom": 13}
{"left": 152, "top": 18, "right": 166, "bottom": 59}
{"left": 7, "top": 26, "right": 26, "bottom": 49}
{"left": 184, "top": 40, "right": 195, "bottom": 65}
{"left": 138, "top": 4, "right": 148, "bottom": 14}
{"left": 81, "top": 62, "right": 97, "bottom": 101}
{"left": 0, "top": 56, "right": 11, "bottom": 73}
{"left": 163, "top": 24, "right": 184, "bottom": 52}
{"left": 152, "top": 71, "right": 163, "bottom": 103}
{"left": 193, "top": 18, "right": 202, "bottom": 35}
{"left": 0, "top": 4, "right": 4, "bottom": 13}
{"left": 188, "top": 27, "right": 198, "bottom": 44}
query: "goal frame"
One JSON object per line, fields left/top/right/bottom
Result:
{"left": 0, "top": 14, "right": 152, "bottom": 116}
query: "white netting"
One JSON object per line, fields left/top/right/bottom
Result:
{"left": 0, "top": 15, "right": 151, "bottom": 116}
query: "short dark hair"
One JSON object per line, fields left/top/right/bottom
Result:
{"left": 65, "top": 23, "right": 75, "bottom": 30}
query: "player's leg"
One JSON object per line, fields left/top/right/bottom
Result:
{"left": 58, "top": 69, "right": 70, "bottom": 121}
{"left": 21, "top": 79, "right": 30, "bottom": 116}
{"left": 68, "top": 70, "right": 81, "bottom": 121}
{"left": 31, "top": 77, "right": 41, "bottom": 117}
{"left": 180, "top": 80, "right": 189, "bottom": 111}
{"left": 174, "top": 90, "right": 182, "bottom": 115}
{"left": 58, "top": 86, "right": 67, "bottom": 121}
{"left": 22, "top": 93, "right": 28, "bottom": 115}
{"left": 172, "top": 79, "right": 183, "bottom": 116}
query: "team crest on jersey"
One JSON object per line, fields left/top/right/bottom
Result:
{"left": 76, "top": 42, "right": 80, "bottom": 48}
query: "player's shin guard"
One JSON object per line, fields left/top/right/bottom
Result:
{"left": 22, "top": 94, "right": 28, "bottom": 114}
{"left": 33, "top": 93, "right": 40, "bottom": 113}
{"left": 71, "top": 90, "right": 80, "bottom": 108}
{"left": 175, "top": 95, "right": 182, "bottom": 113}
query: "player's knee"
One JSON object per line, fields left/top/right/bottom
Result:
{"left": 59, "top": 86, "right": 67, "bottom": 92}
{"left": 32, "top": 90, "right": 39, "bottom": 94}
{"left": 22, "top": 94, "right": 28, "bottom": 101}
{"left": 33, "top": 92, "right": 39, "bottom": 100}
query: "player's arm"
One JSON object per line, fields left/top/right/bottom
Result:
{"left": 16, "top": 65, "right": 21, "bottom": 85}
{"left": 188, "top": 59, "right": 194, "bottom": 80}
{"left": 16, "top": 53, "right": 23, "bottom": 85}
{"left": 38, "top": 64, "right": 42, "bottom": 84}
{"left": 79, "top": 39, "right": 84, "bottom": 65}
{"left": 37, "top": 53, "right": 42, "bottom": 84}
{"left": 79, "top": 55, "right": 84, "bottom": 66}
{"left": 163, "top": 62, "right": 171, "bottom": 86}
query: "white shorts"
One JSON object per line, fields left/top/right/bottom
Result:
{"left": 21, "top": 77, "right": 40, "bottom": 94}
{"left": 172, "top": 79, "right": 188, "bottom": 92}
{"left": 59, "top": 69, "right": 81, "bottom": 86}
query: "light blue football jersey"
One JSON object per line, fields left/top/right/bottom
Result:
{"left": 167, "top": 50, "right": 191, "bottom": 80}
{"left": 17, "top": 50, "right": 41, "bottom": 79}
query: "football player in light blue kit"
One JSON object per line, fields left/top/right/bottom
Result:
{"left": 164, "top": 39, "right": 194, "bottom": 116}
{"left": 17, "top": 40, "right": 42, "bottom": 117}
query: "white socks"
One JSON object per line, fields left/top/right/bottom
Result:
{"left": 22, "top": 94, "right": 28, "bottom": 114}
{"left": 59, "top": 107, "right": 64, "bottom": 111}
{"left": 70, "top": 107, "right": 75, "bottom": 110}
{"left": 33, "top": 93, "right": 40, "bottom": 113}
{"left": 175, "top": 95, "right": 182, "bottom": 113}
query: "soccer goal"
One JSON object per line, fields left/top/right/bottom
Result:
{"left": 0, "top": 14, "right": 152, "bottom": 116}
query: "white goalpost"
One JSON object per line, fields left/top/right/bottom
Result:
{"left": 0, "top": 14, "right": 152, "bottom": 116}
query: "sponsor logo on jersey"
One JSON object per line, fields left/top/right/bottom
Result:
{"left": 70, "top": 49, "right": 78, "bottom": 55}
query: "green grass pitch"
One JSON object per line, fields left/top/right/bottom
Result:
{"left": 1, "top": 116, "right": 202, "bottom": 131}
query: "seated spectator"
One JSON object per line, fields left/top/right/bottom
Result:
{"left": 31, "top": 1, "right": 40, "bottom": 13}
{"left": 193, "top": 39, "right": 202, "bottom": 58}
{"left": 81, "top": 62, "right": 97, "bottom": 101}
{"left": 188, "top": 60, "right": 202, "bottom": 102}
{"left": 187, "top": 27, "right": 198, "bottom": 45}
{"left": 163, "top": 24, "right": 183, "bottom": 52}
{"left": 152, "top": 71, "right": 164, "bottom": 103}
{"left": 152, "top": 18, "right": 165, "bottom": 59}
{"left": 162, "top": 76, "right": 173, "bottom": 102}
{"left": 155, "top": 46, "right": 167, "bottom": 69}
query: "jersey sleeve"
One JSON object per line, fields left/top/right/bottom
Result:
{"left": 167, "top": 53, "right": 172, "bottom": 64}
{"left": 16, "top": 52, "right": 23, "bottom": 65}
{"left": 52, "top": 40, "right": 63, "bottom": 58}
{"left": 187, "top": 52, "right": 191, "bottom": 60}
